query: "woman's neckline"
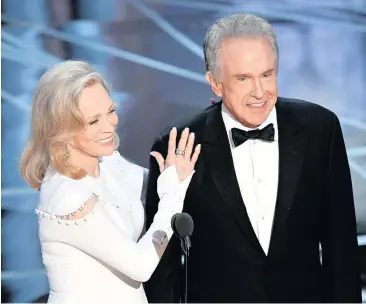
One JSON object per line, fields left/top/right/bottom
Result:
{"left": 85, "top": 157, "right": 104, "bottom": 179}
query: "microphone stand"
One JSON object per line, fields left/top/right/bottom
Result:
{"left": 180, "top": 236, "right": 190, "bottom": 303}
{"left": 171, "top": 213, "right": 193, "bottom": 303}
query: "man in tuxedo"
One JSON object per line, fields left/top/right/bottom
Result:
{"left": 145, "top": 13, "right": 361, "bottom": 302}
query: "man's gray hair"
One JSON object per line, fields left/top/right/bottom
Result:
{"left": 203, "top": 13, "right": 279, "bottom": 79}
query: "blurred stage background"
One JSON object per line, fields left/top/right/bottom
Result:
{"left": 1, "top": 0, "right": 366, "bottom": 302}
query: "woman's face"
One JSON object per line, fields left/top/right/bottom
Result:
{"left": 71, "top": 82, "right": 118, "bottom": 157}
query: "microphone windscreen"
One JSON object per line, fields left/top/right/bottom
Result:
{"left": 171, "top": 213, "right": 179, "bottom": 235}
{"left": 173, "top": 213, "right": 194, "bottom": 237}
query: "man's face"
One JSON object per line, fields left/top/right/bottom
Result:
{"left": 206, "top": 37, "right": 278, "bottom": 128}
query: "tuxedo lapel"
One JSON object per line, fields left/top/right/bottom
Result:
{"left": 268, "top": 99, "right": 308, "bottom": 258}
{"left": 202, "top": 102, "right": 265, "bottom": 255}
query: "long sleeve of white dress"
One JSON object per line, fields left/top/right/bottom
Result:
{"left": 38, "top": 165, "right": 193, "bottom": 283}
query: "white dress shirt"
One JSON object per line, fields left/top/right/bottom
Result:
{"left": 36, "top": 151, "right": 193, "bottom": 303}
{"left": 222, "top": 105, "right": 279, "bottom": 255}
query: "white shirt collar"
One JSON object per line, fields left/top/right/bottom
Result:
{"left": 221, "top": 103, "right": 279, "bottom": 145}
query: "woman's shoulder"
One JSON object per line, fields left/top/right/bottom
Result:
{"left": 102, "top": 150, "right": 147, "bottom": 179}
{"left": 102, "top": 150, "right": 148, "bottom": 196}
{"left": 38, "top": 170, "right": 94, "bottom": 216}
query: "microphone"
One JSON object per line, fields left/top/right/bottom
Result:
{"left": 171, "top": 213, "right": 194, "bottom": 303}
{"left": 171, "top": 213, "right": 194, "bottom": 256}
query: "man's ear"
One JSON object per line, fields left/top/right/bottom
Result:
{"left": 205, "top": 72, "right": 222, "bottom": 98}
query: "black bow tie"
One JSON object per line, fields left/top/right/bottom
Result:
{"left": 231, "top": 123, "right": 275, "bottom": 147}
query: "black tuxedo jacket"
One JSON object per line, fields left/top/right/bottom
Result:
{"left": 144, "top": 97, "right": 361, "bottom": 303}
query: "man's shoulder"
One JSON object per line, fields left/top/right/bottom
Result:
{"left": 159, "top": 102, "right": 220, "bottom": 140}
{"left": 278, "top": 97, "right": 338, "bottom": 126}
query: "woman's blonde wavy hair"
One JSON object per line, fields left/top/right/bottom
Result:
{"left": 19, "top": 60, "right": 118, "bottom": 190}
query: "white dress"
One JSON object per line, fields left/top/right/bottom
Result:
{"left": 36, "top": 151, "right": 192, "bottom": 303}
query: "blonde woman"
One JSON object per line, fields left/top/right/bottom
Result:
{"left": 20, "top": 60, "right": 200, "bottom": 303}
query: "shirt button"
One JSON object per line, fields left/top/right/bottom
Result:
{"left": 261, "top": 216, "right": 265, "bottom": 221}
{"left": 257, "top": 179, "right": 262, "bottom": 184}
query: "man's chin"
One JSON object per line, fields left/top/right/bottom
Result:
{"left": 252, "top": 105, "right": 275, "bottom": 126}
{"left": 241, "top": 111, "right": 270, "bottom": 127}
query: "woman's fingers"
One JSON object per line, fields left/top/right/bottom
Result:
{"left": 166, "top": 127, "right": 177, "bottom": 162}
{"left": 184, "top": 132, "right": 195, "bottom": 160}
{"left": 153, "top": 127, "right": 201, "bottom": 176}
{"left": 190, "top": 144, "right": 201, "bottom": 165}
{"left": 150, "top": 152, "right": 165, "bottom": 173}
{"left": 176, "top": 128, "right": 189, "bottom": 156}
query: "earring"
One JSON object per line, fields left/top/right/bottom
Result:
{"left": 64, "top": 144, "right": 71, "bottom": 161}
